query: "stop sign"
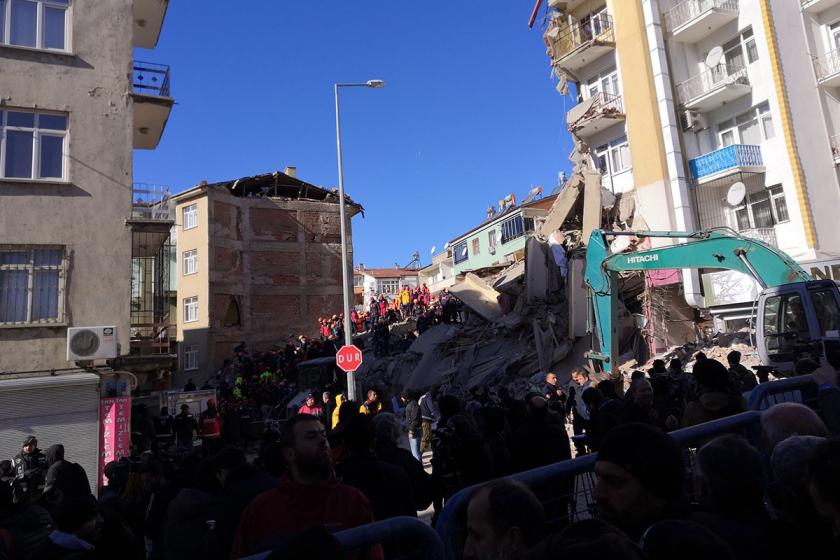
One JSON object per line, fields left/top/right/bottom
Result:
{"left": 336, "top": 344, "right": 363, "bottom": 372}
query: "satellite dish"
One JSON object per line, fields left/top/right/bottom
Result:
{"left": 705, "top": 46, "right": 724, "bottom": 68}
{"left": 444, "top": 242, "right": 450, "bottom": 250}
{"left": 430, "top": 245, "right": 436, "bottom": 255}
{"left": 726, "top": 182, "right": 746, "bottom": 207}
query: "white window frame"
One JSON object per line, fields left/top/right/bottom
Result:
{"left": 584, "top": 66, "right": 620, "bottom": 100}
{"left": 471, "top": 237, "right": 480, "bottom": 256}
{"left": 829, "top": 20, "right": 840, "bottom": 52}
{"left": 183, "top": 344, "right": 198, "bottom": 371}
{"left": 731, "top": 185, "right": 789, "bottom": 230}
{"left": 182, "top": 204, "right": 198, "bottom": 230}
{"left": 0, "top": 245, "right": 66, "bottom": 326}
{"left": 595, "top": 135, "right": 631, "bottom": 177}
{"left": 717, "top": 102, "right": 774, "bottom": 147}
{"left": 0, "top": 0, "right": 71, "bottom": 52}
{"left": 182, "top": 249, "right": 197, "bottom": 276}
{"left": 722, "top": 27, "right": 757, "bottom": 68}
{"left": 0, "top": 109, "right": 68, "bottom": 181}
{"left": 183, "top": 296, "right": 198, "bottom": 323}
{"left": 376, "top": 279, "right": 400, "bottom": 295}
{"left": 488, "top": 229, "right": 497, "bottom": 249}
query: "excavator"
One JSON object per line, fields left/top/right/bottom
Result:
{"left": 584, "top": 228, "right": 840, "bottom": 376}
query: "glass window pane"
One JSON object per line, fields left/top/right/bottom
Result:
{"left": 33, "top": 248, "right": 61, "bottom": 266}
{"left": 763, "top": 295, "right": 780, "bottom": 352}
{"left": 43, "top": 6, "right": 65, "bottom": 49}
{"left": 5, "top": 130, "right": 34, "bottom": 178}
{"left": 752, "top": 197, "right": 774, "bottom": 228}
{"left": 38, "top": 114, "right": 67, "bottom": 131}
{"left": 746, "top": 39, "right": 758, "bottom": 63}
{"left": 0, "top": 251, "right": 28, "bottom": 264}
{"left": 736, "top": 207, "right": 751, "bottom": 230}
{"left": 0, "top": 270, "right": 28, "bottom": 322}
{"left": 762, "top": 115, "right": 775, "bottom": 140}
{"left": 773, "top": 193, "right": 789, "bottom": 223}
{"left": 39, "top": 135, "right": 64, "bottom": 178}
{"left": 739, "top": 119, "right": 761, "bottom": 145}
{"left": 10, "top": 0, "right": 36, "bottom": 47}
{"left": 32, "top": 270, "right": 59, "bottom": 320}
{"left": 7, "top": 111, "right": 35, "bottom": 127}
{"left": 721, "top": 130, "right": 735, "bottom": 147}
{"left": 0, "top": 1, "right": 5, "bottom": 43}
{"left": 812, "top": 290, "right": 840, "bottom": 336}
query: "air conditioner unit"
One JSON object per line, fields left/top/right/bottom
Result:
{"left": 489, "top": 246, "right": 497, "bottom": 255}
{"left": 679, "top": 109, "right": 707, "bottom": 132}
{"left": 67, "top": 326, "right": 118, "bottom": 361}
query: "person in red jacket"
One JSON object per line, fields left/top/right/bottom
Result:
{"left": 200, "top": 399, "right": 223, "bottom": 456}
{"left": 230, "top": 414, "right": 382, "bottom": 559}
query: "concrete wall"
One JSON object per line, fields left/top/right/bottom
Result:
{"left": 175, "top": 187, "right": 355, "bottom": 380}
{"left": 0, "top": 1, "right": 135, "bottom": 372}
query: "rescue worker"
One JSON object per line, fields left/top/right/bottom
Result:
{"left": 360, "top": 389, "right": 382, "bottom": 416}
{"left": 12, "top": 435, "right": 47, "bottom": 505}
{"left": 199, "top": 399, "right": 223, "bottom": 456}
{"left": 175, "top": 404, "right": 199, "bottom": 451}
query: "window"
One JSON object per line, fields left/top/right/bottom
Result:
{"left": 0, "top": 246, "right": 64, "bottom": 325}
{"left": 183, "top": 204, "right": 198, "bottom": 230}
{"left": 500, "top": 215, "right": 525, "bottom": 244}
{"left": 488, "top": 229, "right": 497, "bottom": 250}
{"left": 183, "top": 344, "right": 198, "bottom": 371}
{"left": 585, "top": 67, "right": 619, "bottom": 100}
{"left": 595, "top": 135, "right": 631, "bottom": 185}
{"left": 732, "top": 185, "right": 789, "bottom": 230}
{"left": 353, "top": 275, "right": 364, "bottom": 287}
{"left": 453, "top": 241, "right": 469, "bottom": 264}
{"left": 0, "top": 109, "right": 67, "bottom": 180}
{"left": 831, "top": 21, "right": 840, "bottom": 52}
{"left": 722, "top": 28, "right": 757, "bottom": 69}
{"left": 763, "top": 293, "right": 810, "bottom": 357}
{"left": 1, "top": 0, "right": 69, "bottom": 51}
{"left": 471, "top": 238, "right": 480, "bottom": 256}
{"left": 182, "top": 249, "right": 197, "bottom": 276}
{"left": 376, "top": 279, "right": 400, "bottom": 295}
{"left": 183, "top": 296, "right": 198, "bottom": 323}
{"left": 717, "top": 103, "right": 774, "bottom": 147}
{"left": 812, "top": 289, "right": 840, "bottom": 337}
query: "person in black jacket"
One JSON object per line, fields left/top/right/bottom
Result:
{"left": 372, "top": 413, "right": 435, "bottom": 511}
{"left": 402, "top": 391, "right": 422, "bottom": 461}
{"left": 12, "top": 436, "right": 47, "bottom": 506}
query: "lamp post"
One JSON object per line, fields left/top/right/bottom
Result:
{"left": 334, "top": 79, "right": 385, "bottom": 401}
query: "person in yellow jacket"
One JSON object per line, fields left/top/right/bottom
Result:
{"left": 331, "top": 393, "right": 344, "bottom": 429}
{"left": 400, "top": 286, "right": 411, "bottom": 319}
{"left": 359, "top": 389, "right": 382, "bottom": 416}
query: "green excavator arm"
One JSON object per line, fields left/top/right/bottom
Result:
{"left": 584, "top": 229, "right": 811, "bottom": 374}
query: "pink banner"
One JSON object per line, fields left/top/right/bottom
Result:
{"left": 98, "top": 397, "right": 132, "bottom": 488}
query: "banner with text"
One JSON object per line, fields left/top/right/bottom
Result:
{"left": 98, "top": 396, "right": 131, "bottom": 488}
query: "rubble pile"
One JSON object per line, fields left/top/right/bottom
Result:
{"left": 621, "top": 330, "right": 760, "bottom": 375}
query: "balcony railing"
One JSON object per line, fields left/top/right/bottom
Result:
{"left": 739, "top": 228, "right": 777, "bottom": 248}
{"left": 675, "top": 62, "right": 748, "bottom": 106}
{"left": 546, "top": 14, "right": 615, "bottom": 63}
{"left": 664, "top": 0, "right": 738, "bottom": 34}
{"left": 689, "top": 144, "right": 763, "bottom": 182}
{"left": 133, "top": 61, "right": 171, "bottom": 97}
{"left": 590, "top": 91, "right": 623, "bottom": 115}
{"left": 132, "top": 183, "right": 172, "bottom": 220}
{"left": 815, "top": 49, "right": 840, "bottom": 82}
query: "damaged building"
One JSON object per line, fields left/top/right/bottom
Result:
{"left": 170, "top": 168, "right": 363, "bottom": 383}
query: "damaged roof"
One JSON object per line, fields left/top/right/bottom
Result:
{"left": 449, "top": 194, "right": 558, "bottom": 245}
{"left": 172, "top": 170, "right": 364, "bottom": 213}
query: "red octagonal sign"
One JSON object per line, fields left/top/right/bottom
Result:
{"left": 336, "top": 344, "right": 363, "bottom": 372}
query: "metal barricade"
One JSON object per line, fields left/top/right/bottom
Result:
{"left": 436, "top": 411, "right": 762, "bottom": 559}
{"left": 747, "top": 375, "right": 817, "bottom": 411}
{"left": 241, "top": 516, "right": 444, "bottom": 560}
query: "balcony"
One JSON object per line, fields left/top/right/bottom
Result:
{"left": 689, "top": 144, "right": 764, "bottom": 185}
{"left": 133, "top": 0, "right": 170, "bottom": 48}
{"left": 567, "top": 92, "right": 625, "bottom": 138}
{"left": 739, "top": 227, "right": 777, "bottom": 248}
{"left": 132, "top": 61, "right": 174, "bottom": 150}
{"left": 815, "top": 49, "right": 840, "bottom": 88}
{"left": 664, "top": 0, "right": 739, "bottom": 43}
{"left": 131, "top": 183, "right": 172, "bottom": 222}
{"left": 675, "top": 62, "right": 750, "bottom": 111}
{"left": 801, "top": 0, "right": 840, "bottom": 14}
{"left": 544, "top": 14, "right": 615, "bottom": 74}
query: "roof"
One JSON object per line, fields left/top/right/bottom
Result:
{"left": 449, "top": 194, "right": 558, "bottom": 244}
{"left": 171, "top": 170, "right": 364, "bottom": 213}
{"left": 362, "top": 268, "right": 422, "bottom": 279}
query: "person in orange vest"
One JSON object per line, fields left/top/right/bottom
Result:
{"left": 199, "top": 399, "right": 223, "bottom": 456}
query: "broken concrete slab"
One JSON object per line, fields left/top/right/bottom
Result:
{"left": 538, "top": 174, "right": 583, "bottom": 237}
{"left": 581, "top": 170, "right": 603, "bottom": 246}
{"left": 493, "top": 261, "right": 526, "bottom": 294}
{"left": 449, "top": 273, "right": 503, "bottom": 321}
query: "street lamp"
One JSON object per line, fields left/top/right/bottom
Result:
{"left": 334, "top": 79, "right": 385, "bottom": 401}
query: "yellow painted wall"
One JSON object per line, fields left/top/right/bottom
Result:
{"left": 607, "top": 0, "right": 669, "bottom": 188}
{"left": 175, "top": 193, "right": 210, "bottom": 340}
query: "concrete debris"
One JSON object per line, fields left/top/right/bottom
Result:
{"left": 621, "top": 330, "right": 760, "bottom": 376}
{"left": 449, "top": 273, "right": 504, "bottom": 322}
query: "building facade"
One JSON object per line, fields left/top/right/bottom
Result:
{"left": 544, "top": 0, "right": 840, "bottom": 332}
{"left": 356, "top": 265, "right": 422, "bottom": 303}
{"left": 171, "top": 170, "right": 361, "bottom": 382}
{"left": 419, "top": 252, "right": 456, "bottom": 294}
{"left": 448, "top": 194, "right": 558, "bottom": 275}
{"left": 0, "top": 0, "right": 173, "bottom": 373}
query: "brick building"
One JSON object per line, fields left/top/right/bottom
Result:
{"left": 170, "top": 168, "right": 362, "bottom": 382}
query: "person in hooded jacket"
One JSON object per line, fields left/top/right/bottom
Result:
{"left": 683, "top": 359, "right": 747, "bottom": 428}
{"left": 12, "top": 436, "right": 47, "bottom": 505}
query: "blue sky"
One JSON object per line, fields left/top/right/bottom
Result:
{"left": 134, "top": 2, "right": 576, "bottom": 268}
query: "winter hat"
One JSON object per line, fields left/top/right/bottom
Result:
{"left": 693, "top": 359, "right": 730, "bottom": 391}
{"left": 597, "top": 423, "right": 686, "bottom": 505}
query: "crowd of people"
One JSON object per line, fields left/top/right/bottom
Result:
{"left": 3, "top": 334, "right": 840, "bottom": 559}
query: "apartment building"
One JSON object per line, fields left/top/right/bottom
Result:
{"left": 448, "top": 194, "right": 558, "bottom": 275}
{"left": 171, "top": 169, "right": 362, "bottom": 382}
{"left": 544, "top": 0, "right": 840, "bottom": 333}
{"left": 0, "top": 0, "right": 173, "bottom": 372}
{"left": 419, "top": 251, "right": 456, "bottom": 295}
{"left": 356, "top": 265, "right": 421, "bottom": 302}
